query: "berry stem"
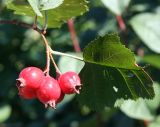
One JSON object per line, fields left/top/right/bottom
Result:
{"left": 49, "top": 53, "right": 62, "bottom": 74}
{"left": 49, "top": 48, "right": 83, "bottom": 61}
{"left": 116, "top": 15, "right": 126, "bottom": 31}
{"left": 67, "top": 19, "right": 81, "bottom": 52}
{"left": 41, "top": 34, "right": 62, "bottom": 76}
{"left": 0, "top": 17, "right": 83, "bottom": 71}
{"left": 41, "top": 34, "right": 50, "bottom": 76}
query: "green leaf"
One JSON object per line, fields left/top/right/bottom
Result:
{"left": 7, "top": 0, "right": 88, "bottom": 28}
{"left": 27, "top": 0, "right": 42, "bottom": 17}
{"left": 146, "top": 83, "right": 160, "bottom": 112}
{"left": 130, "top": 4, "right": 149, "bottom": 12}
{"left": 40, "top": 0, "right": 88, "bottom": 28}
{"left": 77, "top": 33, "right": 154, "bottom": 110}
{"left": 58, "top": 52, "right": 84, "bottom": 74}
{"left": 120, "top": 83, "right": 160, "bottom": 121}
{"left": 0, "top": 105, "right": 12, "bottom": 123}
{"left": 27, "top": 0, "right": 64, "bottom": 17}
{"left": 101, "top": 0, "right": 130, "bottom": 15}
{"left": 39, "top": 0, "right": 64, "bottom": 11}
{"left": 141, "top": 55, "right": 160, "bottom": 69}
{"left": 130, "top": 13, "right": 160, "bottom": 53}
{"left": 6, "top": 1, "right": 32, "bottom": 15}
{"left": 82, "top": 34, "right": 139, "bottom": 70}
{"left": 120, "top": 99, "right": 154, "bottom": 121}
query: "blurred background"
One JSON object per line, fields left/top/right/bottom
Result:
{"left": 0, "top": 0, "right": 160, "bottom": 127}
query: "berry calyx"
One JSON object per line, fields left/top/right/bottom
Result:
{"left": 36, "top": 76, "right": 61, "bottom": 109}
{"left": 16, "top": 67, "right": 44, "bottom": 90}
{"left": 18, "top": 87, "right": 37, "bottom": 99}
{"left": 58, "top": 72, "right": 81, "bottom": 94}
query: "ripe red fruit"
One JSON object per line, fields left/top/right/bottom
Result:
{"left": 16, "top": 67, "right": 44, "bottom": 90}
{"left": 36, "top": 76, "right": 61, "bottom": 109}
{"left": 18, "top": 87, "right": 36, "bottom": 99}
{"left": 58, "top": 72, "right": 81, "bottom": 94}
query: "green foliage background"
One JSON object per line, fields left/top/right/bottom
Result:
{"left": 0, "top": 0, "right": 160, "bottom": 127}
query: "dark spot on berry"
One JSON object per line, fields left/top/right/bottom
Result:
{"left": 16, "top": 79, "right": 24, "bottom": 88}
{"left": 75, "top": 85, "right": 81, "bottom": 91}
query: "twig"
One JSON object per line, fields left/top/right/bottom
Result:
{"left": 67, "top": 19, "right": 81, "bottom": 52}
{"left": 0, "top": 20, "right": 43, "bottom": 34}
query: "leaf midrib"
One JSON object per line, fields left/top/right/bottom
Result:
{"left": 83, "top": 61, "right": 140, "bottom": 70}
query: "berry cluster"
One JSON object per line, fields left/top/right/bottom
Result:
{"left": 16, "top": 67, "right": 81, "bottom": 109}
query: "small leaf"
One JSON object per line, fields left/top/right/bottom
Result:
{"left": 77, "top": 33, "right": 154, "bottom": 110}
{"left": 27, "top": 0, "right": 64, "bottom": 17}
{"left": 141, "top": 55, "right": 160, "bottom": 69}
{"left": 27, "top": 0, "right": 42, "bottom": 17}
{"left": 0, "top": 105, "right": 12, "bottom": 123}
{"left": 130, "top": 13, "right": 160, "bottom": 53}
{"left": 7, "top": 2, "right": 35, "bottom": 16}
{"left": 130, "top": 4, "right": 149, "bottom": 12}
{"left": 58, "top": 52, "right": 84, "bottom": 74}
{"left": 146, "top": 83, "right": 160, "bottom": 112}
{"left": 101, "top": 0, "right": 130, "bottom": 15}
{"left": 120, "top": 99, "right": 154, "bottom": 121}
{"left": 7, "top": 0, "right": 88, "bottom": 28}
{"left": 40, "top": 0, "right": 64, "bottom": 11}
{"left": 39, "top": 0, "right": 89, "bottom": 28}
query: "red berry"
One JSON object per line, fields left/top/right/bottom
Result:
{"left": 18, "top": 87, "right": 36, "bottom": 99}
{"left": 16, "top": 67, "right": 44, "bottom": 90}
{"left": 36, "top": 76, "right": 61, "bottom": 109}
{"left": 58, "top": 72, "right": 81, "bottom": 94}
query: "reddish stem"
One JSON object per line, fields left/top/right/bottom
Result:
{"left": 41, "top": 34, "right": 50, "bottom": 76}
{"left": 67, "top": 19, "right": 81, "bottom": 52}
{"left": 116, "top": 15, "right": 126, "bottom": 31}
{"left": 144, "top": 120, "right": 150, "bottom": 127}
{"left": 49, "top": 52, "right": 62, "bottom": 75}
